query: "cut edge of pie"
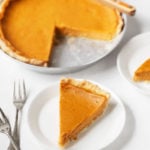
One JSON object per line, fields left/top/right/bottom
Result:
{"left": 0, "top": 0, "right": 124, "bottom": 67}
{"left": 59, "top": 78, "right": 110, "bottom": 147}
{"left": 133, "top": 58, "right": 150, "bottom": 81}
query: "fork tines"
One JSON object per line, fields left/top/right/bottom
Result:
{"left": 13, "top": 80, "right": 27, "bottom": 101}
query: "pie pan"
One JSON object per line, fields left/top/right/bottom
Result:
{"left": 0, "top": 14, "right": 126, "bottom": 74}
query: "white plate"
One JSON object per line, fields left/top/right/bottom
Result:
{"left": 117, "top": 32, "right": 150, "bottom": 95}
{"left": 2, "top": 16, "right": 126, "bottom": 74}
{"left": 27, "top": 80, "right": 126, "bottom": 150}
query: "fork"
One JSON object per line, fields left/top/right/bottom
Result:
{"left": 0, "top": 108, "right": 19, "bottom": 150}
{"left": 8, "top": 80, "right": 27, "bottom": 150}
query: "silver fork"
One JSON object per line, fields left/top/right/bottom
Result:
{"left": 0, "top": 108, "right": 19, "bottom": 150}
{"left": 8, "top": 80, "right": 27, "bottom": 150}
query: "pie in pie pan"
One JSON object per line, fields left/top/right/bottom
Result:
{"left": 0, "top": 0, "right": 124, "bottom": 69}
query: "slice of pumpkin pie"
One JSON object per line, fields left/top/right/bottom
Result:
{"left": 133, "top": 58, "right": 150, "bottom": 81}
{"left": 0, "top": 0, "right": 123, "bottom": 66}
{"left": 59, "top": 78, "right": 109, "bottom": 146}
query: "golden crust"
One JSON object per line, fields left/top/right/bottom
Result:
{"left": 61, "top": 78, "right": 110, "bottom": 99}
{"left": 115, "top": 12, "right": 124, "bottom": 38}
{"left": 0, "top": 0, "right": 10, "bottom": 20}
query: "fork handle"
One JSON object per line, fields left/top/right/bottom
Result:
{"left": 8, "top": 109, "right": 20, "bottom": 150}
{"left": 7, "top": 134, "right": 19, "bottom": 150}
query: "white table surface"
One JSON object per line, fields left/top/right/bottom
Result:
{"left": 0, "top": 0, "right": 150, "bottom": 150}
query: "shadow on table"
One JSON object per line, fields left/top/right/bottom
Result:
{"left": 101, "top": 102, "right": 135, "bottom": 150}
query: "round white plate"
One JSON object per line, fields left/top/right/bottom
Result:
{"left": 117, "top": 32, "right": 150, "bottom": 95}
{"left": 27, "top": 80, "right": 126, "bottom": 150}
{"left": 1, "top": 16, "right": 126, "bottom": 74}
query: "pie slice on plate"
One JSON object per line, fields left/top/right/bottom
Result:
{"left": 59, "top": 78, "right": 109, "bottom": 146}
{"left": 0, "top": 0, "right": 123, "bottom": 66}
{"left": 133, "top": 58, "right": 150, "bottom": 81}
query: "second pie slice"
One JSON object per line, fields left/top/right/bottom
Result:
{"left": 133, "top": 58, "right": 150, "bottom": 81}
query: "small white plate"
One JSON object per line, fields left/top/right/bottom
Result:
{"left": 117, "top": 32, "right": 150, "bottom": 95}
{"left": 27, "top": 80, "right": 126, "bottom": 150}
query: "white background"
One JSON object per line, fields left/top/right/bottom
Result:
{"left": 0, "top": 0, "right": 150, "bottom": 150}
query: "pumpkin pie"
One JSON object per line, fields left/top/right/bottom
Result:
{"left": 0, "top": 0, "right": 123, "bottom": 66}
{"left": 133, "top": 58, "right": 150, "bottom": 81}
{"left": 59, "top": 78, "right": 109, "bottom": 146}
